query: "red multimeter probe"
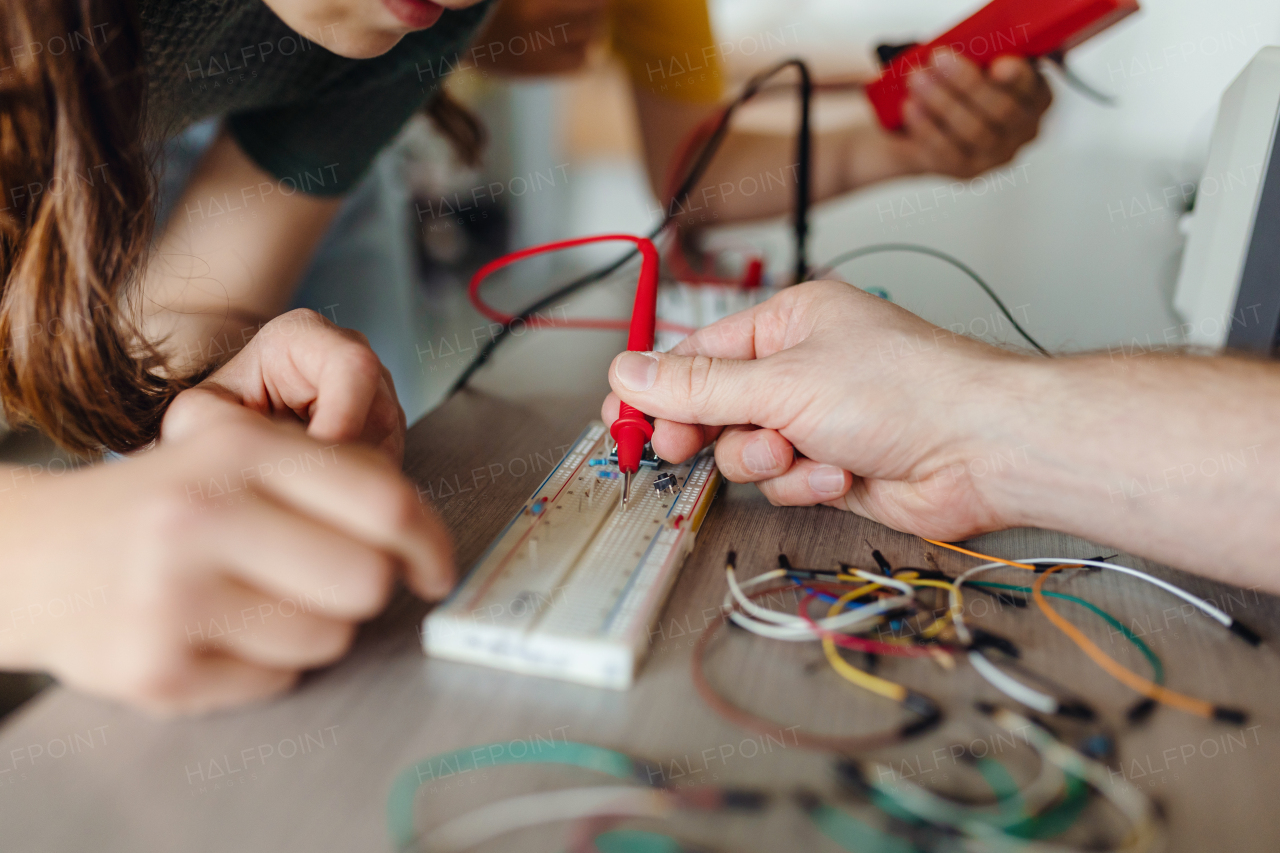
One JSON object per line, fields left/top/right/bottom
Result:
{"left": 866, "top": 0, "right": 1140, "bottom": 130}
{"left": 470, "top": 234, "right": 660, "bottom": 508}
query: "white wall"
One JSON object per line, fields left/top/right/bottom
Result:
{"left": 703, "top": 0, "right": 1280, "bottom": 351}
{"left": 713, "top": 0, "right": 1280, "bottom": 164}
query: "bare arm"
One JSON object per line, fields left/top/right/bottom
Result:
{"left": 630, "top": 83, "right": 862, "bottom": 224}
{"left": 631, "top": 52, "right": 1052, "bottom": 226}
{"left": 139, "top": 129, "right": 409, "bottom": 462}
{"left": 141, "top": 128, "right": 342, "bottom": 374}
{"left": 986, "top": 352, "right": 1280, "bottom": 590}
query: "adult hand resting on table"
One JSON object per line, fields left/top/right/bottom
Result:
{"left": 603, "top": 281, "right": 1280, "bottom": 593}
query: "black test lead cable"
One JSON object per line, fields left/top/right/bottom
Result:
{"left": 1044, "top": 52, "right": 1117, "bottom": 106}
{"left": 790, "top": 59, "right": 813, "bottom": 283}
{"left": 447, "top": 58, "right": 815, "bottom": 397}
{"left": 812, "top": 243, "right": 1051, "bottom": 356}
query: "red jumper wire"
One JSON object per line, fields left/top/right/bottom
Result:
{"left": 468, "top": 234, "right": 661, "bottom": 506}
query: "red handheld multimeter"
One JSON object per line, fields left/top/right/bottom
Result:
{"left": 866, "top": 0, "right": 1140, "bottom": 130}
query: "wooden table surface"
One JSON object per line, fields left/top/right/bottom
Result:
{"left": 1, "top": 390, "right": 1277, "bottom": 852}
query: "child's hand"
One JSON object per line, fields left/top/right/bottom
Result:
{"left": 854, "top": 50, "right": 1052, "bottom": 184}
{"left": 0, "top": 393, "right": 451, "bottom": 716}
{"left": 166, "top": 309, "right": 406, "bottom": 463}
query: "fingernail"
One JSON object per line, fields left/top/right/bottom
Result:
{"left": 908, "top": 70, "right": 932, "bottom": 91}
{"left": 992, "top": 59, "right": 1020, "bottom": 81}
{"left": 809, "top": 465, "right": 847, "bottom": 496}
{"left": 742, "top": 435, "right": 780, "bottom": 474}
{"left": 933, "top": 49, "right": 956, "bottom": 68}
{"left": 615, "top": 351, "right": 658, "bottom": 392}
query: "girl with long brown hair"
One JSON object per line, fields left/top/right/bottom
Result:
{"left": 0, "top": 0, "right": 489, "bottom": 714}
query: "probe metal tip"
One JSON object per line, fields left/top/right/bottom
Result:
{"left": 621, "top": 470, "right": 632, "bottom": 509}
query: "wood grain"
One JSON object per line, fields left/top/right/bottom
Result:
{"left": 0, "top": 390, "right": 1276, "bottom": 852}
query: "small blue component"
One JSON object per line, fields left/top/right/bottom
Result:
{"left": 588, "top": 459, "right": 608, "bottom": 467}
{"left": 531, "top": 502, "right": 544, "bottom": 514}
{"left": 1079, "top": 733, "right": 1115, "bottom": 760}
{"left": 596, "top": 471, "right": 618, "bottom": 480}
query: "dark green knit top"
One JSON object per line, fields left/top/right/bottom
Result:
{"left": 139, "top": 0, "right": 492, "bottom": 195}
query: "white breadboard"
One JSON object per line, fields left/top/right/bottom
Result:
{"left": 655, "top": 281, "right": 783, "bottom": 352}
{"left": 422, "top": 421, "right": 722, "bottom": 689}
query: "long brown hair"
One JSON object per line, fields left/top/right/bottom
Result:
{"left": 0, "top": 0, "right": 183, "bottom": 453}
{"left": 0, "top": 2, "right": 486, "bottom": 454}
{"left": 425, "top": 87, "right": 487, "bottom": 169}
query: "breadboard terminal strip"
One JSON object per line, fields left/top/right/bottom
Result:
{"left": 423, "top": 422, "right": 722, "bottom": 689}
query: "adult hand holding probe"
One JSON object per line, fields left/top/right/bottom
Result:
{"left": 603, "top": 280, "right": 1280, "bottom": 593}
{"left": 468, "top": 234, "right": 662, "bottom": 508}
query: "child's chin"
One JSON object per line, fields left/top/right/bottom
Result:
{"left": 325, "top": 29, "right": 409, "bottom": 60}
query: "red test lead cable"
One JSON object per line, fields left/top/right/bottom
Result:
{"left": 469, "top": 234, "right": 660, "bottom": 507}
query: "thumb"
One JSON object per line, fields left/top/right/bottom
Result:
{"left": 609, "top": 350, "right": 772, "bottom": 427}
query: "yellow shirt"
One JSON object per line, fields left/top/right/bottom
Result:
{"left": 609, "top": 0, "right": 724, "bottom": 104}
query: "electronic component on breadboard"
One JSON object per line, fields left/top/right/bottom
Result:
{"left": 422, "top": 421, "right": 722, "bottom": 689}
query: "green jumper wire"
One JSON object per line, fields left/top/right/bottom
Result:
{"left": 967, "top": 581, "right": 1166, "bottom": 685}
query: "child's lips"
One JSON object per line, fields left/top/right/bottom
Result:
{"left": 381, "top": 0, "right": 445, "bottom": 29}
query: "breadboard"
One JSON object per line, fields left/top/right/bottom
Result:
{"left": 422, "top": 421, "right": 722, "bottom": 689}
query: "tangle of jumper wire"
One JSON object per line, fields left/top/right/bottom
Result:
{"left": 396, "top": 550, "right": 1177, "bottom": 853}
{"left": 923, "top": 539, "right": 1253, "bottom": 722}
{"left": 390, "top": 715, "right": 1156, "bottom": 853}
{"left": 681, "top": 541, "right": 1257, "bottom": 852}
{"left": 700, "top": 540, "right": 1253, "bottom": 735}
